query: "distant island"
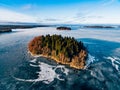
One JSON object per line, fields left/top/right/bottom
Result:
{"left": 0, "top": 24, "right": 50, "bottom": 33}
{"left": 28, "top": 35, "right": 87, "bottom": 69}
{"left": 0, "top": 28, "right": 12, "bottom": 32}
{"left": 84, "top": 25, "right": 114, "bottom": 28}
{"left": 56, "top": 26, "right": 71, "bottom": 30}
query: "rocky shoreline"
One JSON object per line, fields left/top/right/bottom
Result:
{"left": 29, "top": 50, "right": 87, "bottom": 69}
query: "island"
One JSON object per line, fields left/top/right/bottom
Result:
{"left": 84, "top": 25, "right": 114, "bottom": 29}
{"left": 0, "top": 24, "right": 50, "bottom": 33}
{"left": 0, "top": 28, "right": 12, "bottom": 32}
{"left": 56, "top": 26, "right": 71, "bottom": 30}
{"left": 28, "top": 35, "right": 87, "bottom": 69}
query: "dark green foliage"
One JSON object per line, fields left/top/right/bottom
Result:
{"left": 56, "top": 26, "right": 71, "bottom": 30}
{"left": 29, "top": 34, "right": 86, "bottom": 58}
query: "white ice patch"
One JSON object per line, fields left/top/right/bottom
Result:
{"left": 30, "top": 59, "right": 37, "bottom": 63}
{"left": 105, "top": 56, "right": 120, "bottom": 71}
{"left": 85, "top": 54, "right": 98, "bottom": 69}
{"left": 14, "top": 59, "right": 69, "bottom": 84}
{"left": 29, "top": 64, "right": 39, "bottom": 67}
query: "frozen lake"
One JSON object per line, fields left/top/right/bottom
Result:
{"left": 0, "top": 27, "right": 120, "bottom": 90}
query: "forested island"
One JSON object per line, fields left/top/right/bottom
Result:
{"left": 84, "top": 25, "right": 114, "bottom": 28}
{"left": 56, "top": 26, "right": 71, "bottom": 30}
{"left": 28, "top": 35, "right": 87, "bottom": 69}
{"left": 0, "top": 25, "right": 50, "bottom": 33}
{"left": 0, "top": 28, "right": 12, "bottom": 32}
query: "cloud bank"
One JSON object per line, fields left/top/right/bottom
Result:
{"left": 0, "top": 8, "right": 37, "bottom": 23}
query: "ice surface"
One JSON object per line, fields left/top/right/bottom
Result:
{"left": 1, "top": 26, "right": 120, "bottom": 89}
{"left": 12, "top": 27, "right": 120, "bottom": 43}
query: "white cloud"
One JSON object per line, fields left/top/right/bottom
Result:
{"left": 22, "top": 4, "right": 32, "bottom": 10}
{"left": 0, "top": 8, "right": 37, "bottom": 23}
{"left": 102, "top": 0, "right": 116, "bottom": 6}
{"left": 70, "top": 0, "right": 120, "bottom": 24}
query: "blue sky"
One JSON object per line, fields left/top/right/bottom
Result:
{"left": 0, "top": 0, "right": 120, "bottom": 24}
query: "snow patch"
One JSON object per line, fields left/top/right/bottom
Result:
{"left": 30, "top": 59, "right": 37, "bottom": 63}
{"left": 85, "top": 54, "right": 98, "bottom": 68}
{"left": 13, "top": 59, "right": 69, "bottom": 84}
{"left": 105, "top": 56, "right": 120, "bottom": 71}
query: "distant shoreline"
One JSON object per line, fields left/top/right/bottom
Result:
{"left": 84, "top": 25, "right": 115, "bottom": 29}
{"left": 0, "top": 24, "right": 50, "bottom": 33}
